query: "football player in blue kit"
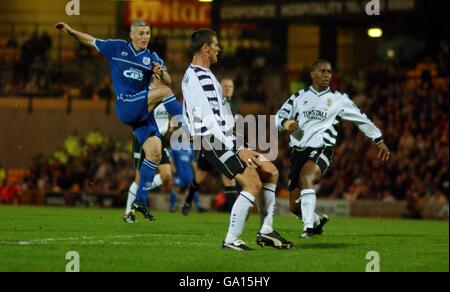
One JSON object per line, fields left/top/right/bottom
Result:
{"left": 56, "top": 20, "right": 182, "bottom": 220}
{"left": 169, "top": 136, "right": 206, "bottom": 213}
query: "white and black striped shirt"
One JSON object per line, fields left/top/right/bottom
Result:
{"left": 275, "top": 86, "right": 383, "bottom": 149}
{"left": 182, "top": 64, "right": 235, "bottom": 150}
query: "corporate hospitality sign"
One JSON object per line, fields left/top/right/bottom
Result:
{"left": 220, "top": 0, "right": 417, "bottom": 21}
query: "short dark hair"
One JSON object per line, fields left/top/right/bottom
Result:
{"left": 311, "top": 59, "right": 331, "bottom": 72}
{"left": 131, "top": 19, "right": 150, "bottom": 31}
{"left": 189, "top": 28, "right": 217, "bottom": 55}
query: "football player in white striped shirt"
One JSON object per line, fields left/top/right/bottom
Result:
{"left": 182, "top": 29, "right": 292, "bottom": 250}
{"left": 276, "top": 59, "right": 390, "bottom": 238}
{"left": 181, "top": 78, "right": 238, "bottom": 216}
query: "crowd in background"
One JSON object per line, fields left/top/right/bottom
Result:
{"left": 315, "top": 59, "right": 449, "bottom": 219}
{"left": 0, "top": 31, "right": 113, "bottom": 99}
{"left": 0, "top": 32, "right": 448, "bottom": 218}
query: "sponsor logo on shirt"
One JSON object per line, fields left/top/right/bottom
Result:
{"left": 123, "top": 67, "right": 144, "bottom": 81}
{"left": 302, "top": 110, "right": 328, "bottom": 121}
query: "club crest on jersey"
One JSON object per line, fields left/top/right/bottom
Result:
{"left": 327, "top": 99, "right": 333, "bottom": 107}
{"left": 143, "top": 57, "right": 151, "bottom": 66}
{"left": 121, "top": 51, "right": 128, "bottom": 57}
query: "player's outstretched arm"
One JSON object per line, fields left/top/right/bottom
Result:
{"left": 55, "top": 22, "right": 95, "bottom": 48}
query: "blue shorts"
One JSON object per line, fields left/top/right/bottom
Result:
{"left": 173, "top": 176, "right": 193, "bottom": 190}
{"left": 115, "top": 90, "right": 161, "bottom": 144}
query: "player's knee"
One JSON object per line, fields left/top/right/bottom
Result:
{"left": 145, "top": 149, "right": 162, "bottom": 163}
{"left": 300, "top": 176, "right": 313, "bottom": 188}
{"left": 161, "top": 85, "right": 173, "bottom": 97}
{"left": 247, "top": 178, "right": 262, "bottom": 195}
{"left": 160, "top": 172, "right": 172, "bottom": 184}
{"left": 269, "top": 167, "right": 279, "bottom": 182}
{"left": 300, "top": 171, "right": 316, "bottom": 187}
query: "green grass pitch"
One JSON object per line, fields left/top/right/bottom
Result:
{"left": 0, "top": 206, "right": 448, "bottom": 272}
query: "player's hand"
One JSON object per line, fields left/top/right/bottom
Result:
{"left": 283, "top": 120, "right": 299, "bottom": 133}
{"left": 55, "top": 22, "right": 71, "bottom": 33}
{"left": 152, "top": 62, "right": 163, "bottom": 75}
{"left": 376, "top": 142, "right": 390, "bottom": 162}
{"left": 238, "top": 149, "right": 259, "bottom": 168}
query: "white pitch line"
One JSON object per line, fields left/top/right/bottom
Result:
{"left": 0, "top": 234, "right": 145, "bottom": 246}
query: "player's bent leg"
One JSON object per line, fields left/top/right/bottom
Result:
{"left": 253, "top": 156, "right": 279, "bottom": 184}
{"left": 147, "top": 86, "right": 173, "bottom": 113}
{"left": 148, "top": 145, "right": 172, "bottom": 192}
{"left": 252, "top": 153, "right": 288, "bottom": 244}
{"left": 234, "top": 167, "right": 261, "bottom": 196}
{"left": 221, "top": 174, "right": 238, "bottom": 212}
{"left": 132, "top": 136, "right": 162, "bottom": 221}
{"left": 299, "top": 161, "right": 323, "bottom": 238}
{"left": 158, "top": 164, "right": 172, "bottom": 186}
{"left": 251, "top": 155, "right": 293, "bottom": 249}
{"left": 222, "top": 167, "right": 261, "bottom": 251}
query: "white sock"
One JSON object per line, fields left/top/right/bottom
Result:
{"left": 125, "top": 182, "right": 138, "bottom": 214}
{"left": 259, "top": 183, "right": 276, "bottom": 234}
{"left": 149, "top": 174, "right": 163, "bottom": 190}
{"left": 225, "top": 191, "right": 255, "bottom": 243}
{"left": 300, "top": 189, "right": 316, "bottom": 230}
{"left": 313, "top": 213, "right": 321, "bottom": 227}
{"left": 255, "top": 194, "right": 266, "bottom": 229}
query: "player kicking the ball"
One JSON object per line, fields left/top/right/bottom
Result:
{"left": 56, "top": 20, "right": 182, "bottom": 221}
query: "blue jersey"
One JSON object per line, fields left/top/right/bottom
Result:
{"left": 171, "top": 147, "right": 195, "bottom": 185}
{"left": 94, "top": 39, "right": 164, "bottom": 143}
{"left": 94, "top": 39, "right": 163, "bottom": 99}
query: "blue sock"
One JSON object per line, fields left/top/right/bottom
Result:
{"left": 163, "top": 95, "right": 183, "bottom": 121}
{"left": 169, "top": 191, "right": 177, "bottom": 209}
{"left": 193, "top": 191, "right": 202, "bottom": 208}
{"left": 136, "top": 159, "right": 158, "bottom": 205}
